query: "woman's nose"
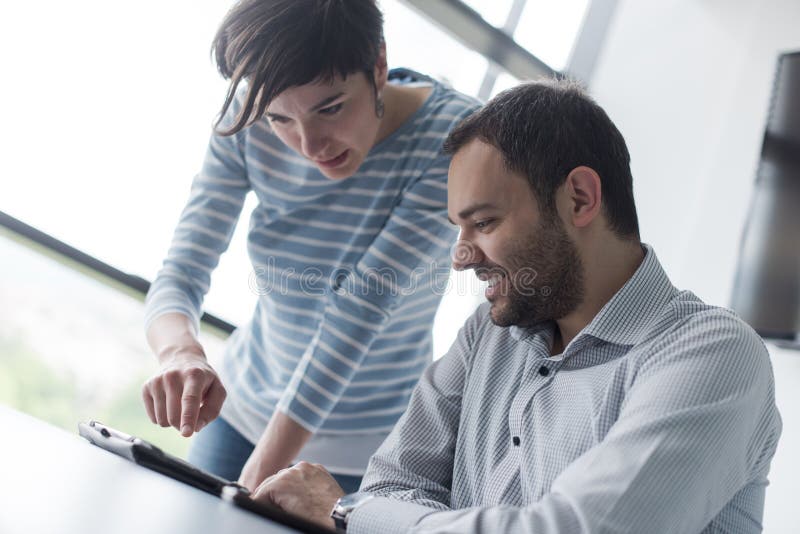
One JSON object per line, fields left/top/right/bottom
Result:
{"left": 299, "top": 123, "right": 328, "bottom": 159}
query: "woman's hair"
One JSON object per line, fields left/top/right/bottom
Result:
{"left": 211, "top": 0, "right": 384, "bottom": 136}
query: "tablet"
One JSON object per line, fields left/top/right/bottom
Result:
{"left": 78, "top": 420, "right": 336, "bottom": 534}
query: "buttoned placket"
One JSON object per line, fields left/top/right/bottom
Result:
{"left": 507, "top": 333, "right": 562, "bottom": 451}
{"left": 478, "top": 331, "right": 560, "bottom": 506}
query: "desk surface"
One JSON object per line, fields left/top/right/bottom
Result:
{"left": 0, "top": 406, "right": 300, "bottom": 534}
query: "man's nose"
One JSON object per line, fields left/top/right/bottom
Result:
{"left": 451, "top": 239, "right": 484, "bottom": 271}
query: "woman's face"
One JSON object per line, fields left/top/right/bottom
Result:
{"left": 265, "top": 71, "right": 385, "bottom": 180}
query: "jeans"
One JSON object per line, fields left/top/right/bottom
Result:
{"left": 188, "top": 417, "right": 364, "bottom": 494}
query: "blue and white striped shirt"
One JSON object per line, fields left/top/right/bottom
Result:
{"left": 144, "top": 69, "right": 480, "bottom": 473}
{"left": 351, "top": 244, "right": 782, "bottom": 533}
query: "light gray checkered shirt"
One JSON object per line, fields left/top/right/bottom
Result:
{"left": 349, "top": 245, "right": 781, "bottom": 534}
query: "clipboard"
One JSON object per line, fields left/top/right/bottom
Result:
{"left": 78, "top": 421, "right": 336, "bottom": 534}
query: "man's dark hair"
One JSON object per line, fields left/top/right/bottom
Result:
{"left": 211, "top": 0, "right": 384, "bottom": 135}
{"left": 444, "top": 79, "right": 640, "bottom": 239}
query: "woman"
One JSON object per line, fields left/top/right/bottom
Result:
{"left": 141, "top": 0, "right": 479, "bottom": 494}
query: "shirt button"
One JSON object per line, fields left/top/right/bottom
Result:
{"left": 512, "top": 436, "right": 521, "bottom": 446}
{"left": 538, "top": 365, "right": 550, "bottom": 376}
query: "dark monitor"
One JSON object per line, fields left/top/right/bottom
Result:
{"left": 731, "top": 51, "right": 800, "bottom": 347}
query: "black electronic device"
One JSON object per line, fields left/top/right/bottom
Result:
{"left": 78, "top": 421, "right": 336, "bottom": 534}
{"left": 78, "top": 420, "right": 240, "bottom": 496}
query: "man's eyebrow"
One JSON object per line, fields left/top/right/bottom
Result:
{"left": 456, "top": 203, "right": 496, "bottom": 222}
{"left": 310, "top": 92, "right": 345, "bottom": 112}
{"left": 448, "top": 203, "right": 497, "bottom": 225}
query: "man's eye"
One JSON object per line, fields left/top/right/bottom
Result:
{"left": 319, "top": 103, "right": 343, "bottom": 116}
{"left": 475, "top": 219, "right": 493, "bottom": 230}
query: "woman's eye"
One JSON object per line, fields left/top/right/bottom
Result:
{"left": 319, "top": 103, "right": 343, "bottom": 116}
{"left": 267, "top": 115, "right": 290, "bottom": 124}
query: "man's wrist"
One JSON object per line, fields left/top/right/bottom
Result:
{"left": 330, "top": 492, "right": 375, "bottom": 532}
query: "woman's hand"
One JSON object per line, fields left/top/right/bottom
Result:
{"left": 252, "top": 462, "right": 344, "bottom": 530}
{"left": 142, "top": 313, "right": 227, "bottom": 437}
{"left": 142, "top": 350, "right": 226, "bottom": 436}
{"left": 238, "top": 411, "right": 313, "bottom": 491}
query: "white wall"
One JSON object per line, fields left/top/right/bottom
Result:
{"left": 588, "top": 1, "right": 800, "bottom": 532}
{"left": 590, "top": 0, "right": 800, "bottom": 305}
{"left": 766, "top": 344, "right": 800, "bottom": 534}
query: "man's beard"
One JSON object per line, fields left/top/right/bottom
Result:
{"left": 487, "top": 215, "right": 584, "bottom": 327}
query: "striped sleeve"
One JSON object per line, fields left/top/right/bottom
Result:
{"left": 144, "top": 116, "right": 250, "bottom": 333}
{"left": 276, "top": 154, "right": 459, "bottom": 432}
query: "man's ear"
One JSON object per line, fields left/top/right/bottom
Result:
{"left": 373, "top": 42, "right": 388, "bottom": 93}
{"left": 564, "top": 166, "right": 602, "bottom": 229}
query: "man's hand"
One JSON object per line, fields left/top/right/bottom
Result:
{"left": 141, "top": 350, "right": 226, "bottom": 437}
{"left": 252, "top": 462, "right": 345, "bottom": 530}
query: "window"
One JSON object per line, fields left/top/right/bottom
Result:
{"left": 383, "top": 1, "right": 489, "bottom": 96}
{"left": 0, "top": 0, "right": 240, "bottom": 317}
{"left": 460, "top": 0, "right": 518, "bottom": 28}
{"left": 514, "top": 0, "right": 591, "bottom": 71}
{"left": 0, "top": 230, "right": 227, "bottom": 457}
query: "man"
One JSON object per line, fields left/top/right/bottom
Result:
{"left": 251, "top": 80, "right": 782, "bottom": 533}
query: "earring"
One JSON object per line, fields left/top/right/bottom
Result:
{"left": 375, "top": 95, "right": 385, "bottom": 118}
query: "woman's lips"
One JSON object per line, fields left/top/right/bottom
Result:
{"left": 316, "top": 149, "right": 349, "bottom": 169}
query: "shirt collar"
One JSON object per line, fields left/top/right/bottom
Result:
{"left": 509, "top": 244, "right": 676, "bottom": 347}
{"left": 580, "top": 243, "right": 676, "bottom": 346}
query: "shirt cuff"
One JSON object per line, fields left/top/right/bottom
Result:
{"left": 347, "top": 497, "right": 438, "bottom": 534}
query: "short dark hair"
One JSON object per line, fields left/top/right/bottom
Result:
{"left": 444, "top": 79, "right": 640, "bottom": 238}
{"left": 211, "top": 0, "right": 384, "bottom": 135}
